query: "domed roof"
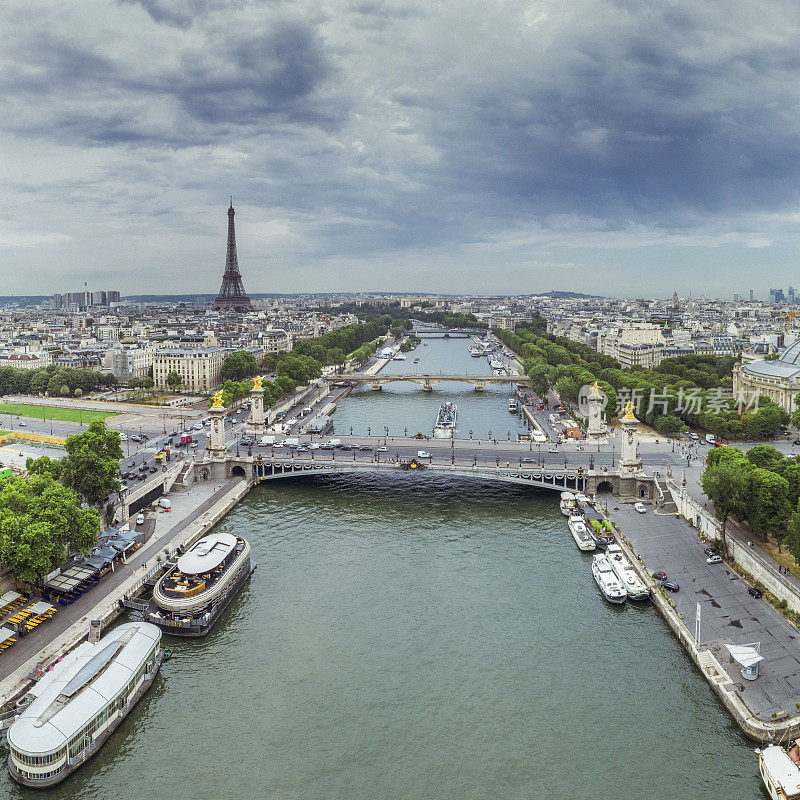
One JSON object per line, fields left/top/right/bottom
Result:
{"left": 780, "top": 340, "right": 800, "bottom": 365}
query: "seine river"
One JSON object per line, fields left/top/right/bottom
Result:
{"left": 3, "top": 338, "right": 762, "bottom": 799}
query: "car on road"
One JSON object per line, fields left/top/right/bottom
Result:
{"left": 548, "top": 445, "right": 558, "bottom": 453}
{"left": 660, "top": 580, "right": 680, "bottom": 592}
{"left": 240, "top": 437, "right": 254, "bottom": 446}
{"left": 634, "top": 502, "right": 647, "bottom": 513}
{"left": 136, "top": 513, "right": 145, "bottom": 525}
{"left": 339, "top": 444, "right": 353, "bottom": 451}
{"left": 149, "top": 466, "right": 158, "bottom": 473}
{"left": 794, "top": 439, "right": 800, "bottom": 446}
{"left": 137, "top": 473, "right": 146, "bottom": 481}
{"left": 296, "top": 446, "right": 309, "bottom": 453}
{"left": 18, "top": 422, "right": 26, "bottom": 427}
{"left": 417, "top": 450, "right": 431, "bottom": 458}
{"left": 376, "top": 446, "right": 388, "bottom": 452}
{"left": 193, "top": 423, "right": 204, "bottom": 430}
{"left": 748, "top": 587, "right": 763, "bottom": 598}
{"left": 688, "top": 432, "right": 699, "bottom": 440}
{"left": 138, "top": 463, "right": 148, "bottom": 471}
{"left": 308, "top": 443, "right": 320, "bottom": 450}
{"left": 522, "top": 457, "right": 536, "bottom": 463}
{"left": 652, "top": 571, "right": 668, "bottom": 581}
{"left": 119, "top": 433, "right": 128, "bottom": 441}
{"left": 359, "top": 446, "right": 373, "bottom": 451}
{"left": 706, "top": 555, "right": 722, "bottom": 564}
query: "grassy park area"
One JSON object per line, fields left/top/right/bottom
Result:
{"left": 0, "top": 403, "right": 118, "bottom": 424}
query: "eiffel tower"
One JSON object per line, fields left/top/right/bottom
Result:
{"left": 213, "top": 199, "right": 253, "bottom": 311}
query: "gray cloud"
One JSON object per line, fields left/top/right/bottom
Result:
{"left": 1, "top": 0, "right": 800, "bottom": 296}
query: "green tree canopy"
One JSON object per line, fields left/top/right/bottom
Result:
{"left": 60, "top": 420, "right": 123, "bottom": 505}
{"left": 746, "top": 468, "right": 791, "bottom": 541}
{"left": 220, "top": 351, "right": 259, "bottom": 381}
{"left": 0, "top": 475, "right": 100, "bottom": 583}
{"left": 166, "top": 371, "right": 182, "bottom": 389}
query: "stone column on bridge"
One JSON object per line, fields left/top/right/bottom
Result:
{"left": 245, "top": 376, "right": 266, "bottom": 435}
{"left": 206, "top": 390, "right": 228, "bottom": 464}
{"left": 586, "top": 381, "right": 606, "bottom": 442}
{"left": 619, "top": 400, "right": 642, "bottom": 475}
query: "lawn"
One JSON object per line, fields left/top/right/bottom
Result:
{"left": 0, "top": 403, "right": 118, "bottom": 424}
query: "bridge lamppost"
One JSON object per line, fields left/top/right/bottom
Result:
{"left": 384, "top": 425, "right": 389, "bottom": 444}
{"left": 564, "top": 456, "right": 568, "bottom": 470}
{"left": 611, "top": 444, "right": 616, "bottom": 467}
{"left": 537, "top": 443, "right": 541, "bottom": 466}
{"left": 367, "top": 426, "right": 371, "bottom": 438}
{"left": 404, "top": 427, "right": 408, "bottom": 438}
{"left": 469, "top": 430, "right": 473, "bottom": 439}
{"left": 350, "top": 426, "right": 353, "bottom": 437}
{"left": 488, "top": 430, "right": 492, "bottom": 442}
{"left": 507, "top": 431, "right": 510, "bottom": 440}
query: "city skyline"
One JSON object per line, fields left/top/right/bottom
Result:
{"left": 2, "top": 1, "right": 800, "bottom": 296}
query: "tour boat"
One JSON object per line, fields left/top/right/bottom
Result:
{"left": 392, "top": 354, "right": 407, "bottom": 361}
{"left": 468, "top": 346, "right": 482, "bottom": 358}
{"left": 413, "top": 357, "right": 420, "bottom": 363}
{"left": 591, "top": 554, "right": 627, "bottom": 604}
{"left": 147, "top": 532, "right": 254, "bottom": 637}
{"left": 568, "top": 514, "right": 596, "bottom": 551}
{"left": 508, "top": 398, "right": 519, "bottom": 413}
{"left": 433, "top": 402, "right": 457, "bottom": 439}
{"left": 759, "top": 743, "right": 800, "bottom": 800}
{"left": 605, "top": 544, "right": 649, "bottom": 600}
{"left": 560, "top": 492, "right": 576, "bottom": 516}
{"left": 7, "top": 622, "right": 162, "bottom": 787}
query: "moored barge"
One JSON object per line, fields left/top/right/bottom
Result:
{"left": 7, "top": 622, "right": 162, "bottom": 788}
{"left": 146, "top": 532, "right": 254, "bottom": 637}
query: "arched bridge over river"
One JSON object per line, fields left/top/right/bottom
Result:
{"left": 331, "top": 374, "right": 530, "bottom": 391}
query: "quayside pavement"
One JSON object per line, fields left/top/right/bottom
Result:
{"left": 0, "top": 476, "right": 249, "bottom": 706}
{"left": 609, "top": 499, "right": 800, "bottom": 732}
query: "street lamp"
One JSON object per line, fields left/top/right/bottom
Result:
{"left": 611, "top": 444, "right": 616, "bottom": 467}
{"left": 469, "top": 430, "right": 473, "bottom": 439}
{"left": 350, "top": 426, "right": 353, "bottom": 437}
{"left": 367, "top": 426, "right": 371, "bottom": 437}
{"left": 507, "top": 431, "right": 510, "bottom": 440}
{"left": 537, "top": 443, "right": 541, "bottom": 466}
{"left": 404, "top": 427, "right": 408, "bottom": 438}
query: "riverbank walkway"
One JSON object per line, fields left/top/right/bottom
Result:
{"left": 0, "top": 478, "right": 241, "bottom": 701}
{"left": 610, "top": 500, "right": 800, "bottom": 724}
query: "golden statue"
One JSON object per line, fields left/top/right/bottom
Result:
{"left": 590, "top": 381, "right": 602, "bottom": 397}
{"left": 211, "top": 389, "right": 224, "bottom": 409}
{"left": 253, "top": 375, "right": 263, "bottom": 391}
{"left": 622, "top": 399, "right": 637, "bottom": 420}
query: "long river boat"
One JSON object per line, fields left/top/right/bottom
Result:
{"left": 7, "top": 622, "right": 162, "bottom": 788}
{"left": 146, "top": 532, "right": 255, "bottom": 637}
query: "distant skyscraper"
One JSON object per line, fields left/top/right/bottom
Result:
{"left": 749, "top": 289, "right": 754, "bottom": 302}
{"left": 214, "top": 200, "right": 252, "bottom": 311}
{"left": 789, "top": 286, "right": 796, "bottom": 305}
{"left": 733, "top": 293, "right": 740, "bottom": 303}
{"left": 770, "top": 288, "right": 785, "bottom": 303}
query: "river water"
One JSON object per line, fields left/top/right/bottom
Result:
{"left": 3, "top": 338, "right": 763, "bottom": 799}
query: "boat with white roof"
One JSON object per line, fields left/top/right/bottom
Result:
{"left": 568, "top": 514, "right": 596, "bottom": 551}
{"left": 7, "top": 622, "right": 161, "bottom": 788}
{"left": 759, "top": 742, "right": 800, "bottom": 800}
{"left": 560, "top": 492, "right": 576, "bottom": 516}
{"left": 591, "top": 554, "right": 627, "bottom": 604}
{"left": 147, "top": 531, "right": 254, "bottom": 637}
{"left": 606, "top": 544, "right": 649, "bottom": 600}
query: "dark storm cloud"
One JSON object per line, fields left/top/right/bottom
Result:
{"left": 3, "top": 0, "right": 800, "bottom": 295}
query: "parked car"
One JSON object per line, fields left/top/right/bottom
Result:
{"left": 417, "top": 450, "right": 431, "bottom": 458}
{"left": 704, "top": 547, "right": 716, "bottom": 557}
{"left": 136, "top": 513, "right": 145, "bottom": 525}
{"left": 688, "top": 432, "right": 699, "bottom": 440}
{"left": 634, "top": 502, "right": 647, "bottom": 513}
{"left": 548, "top": 445, "right": 559, "bottom": 453}
{"left": 706, "top": 555, "right": 722, "bottom": 564}
{"left": 748, "top": 587, "right": 763, "bottom": 599}
{"left": 661, "top": 581, "right": 680, "bottom": 592}
{"left": 652, "top": 571, "right": 668, "bottom": 581}
{"left": 793, "top": 439, "right": 800, "bottom": 446}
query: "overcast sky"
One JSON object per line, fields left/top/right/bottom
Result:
{"left": 2, "top": 0, "right": 800, "bottom": 298}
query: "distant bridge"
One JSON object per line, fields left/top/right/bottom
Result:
{"left": 412, "top": 327, "right": 485, "bottom": 338}
{"left": 330, "top": 373, "right": 530, "bottom": 391}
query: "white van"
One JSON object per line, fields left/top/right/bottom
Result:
{"left": 259, "top": 435, "right": 276, "bottom": 446}
{"left": 157, "top": 498, "right": 171, "bottom": 510}
{"left": 705, "top": 434, "right": 717, "bottom": 445}
{"left": 689, "top": 432, "right": 699, "bottom": 440}
{"left": 284, "top": 437, "right": 300, "bottom": 447}
{"left": 328, "top": 439, "right": 341, "bottom": 447}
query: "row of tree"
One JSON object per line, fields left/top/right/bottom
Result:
{"left": 495, "top": 320, "right": 786, "bottom": 439}
{"left": 702, "top": 445, "right": 800, "bottom": 563}
{"left": 1, "top": 421, "right": 124, "bottom": 583}
{"left": 0, "top": 365, "right": 117, "bottom": 398}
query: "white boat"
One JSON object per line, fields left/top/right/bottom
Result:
{"left": 560, "top": 492, "right": 576, "bottom": 517}
{"left": 568, "top": 515, "right": 596, "bottom": 551}
{"left": 433, "top": 402, "right": 457, "bottom": 439}
{"left": 468, "top": 346, "right": 482, "bottom": 358}
{"left": 489, "top": 359, "right": 503, "bottom": 369}
{"left": 591, "top": 554, "right": 627, "bottom": 604}
{"left": 508, "top": 398, "right": 519, "bottom": 413}
{"left": 7, "top": 622, "right": 162, "bottom": 787}
{"left": 606, "top": 544, "right": 649, "bottom": 600}
{"left": 393, "top": 354, "right": 407, "bottom": 361}
{"left": 759, "top": 743, "right": 800, "bottom": 800}
{"left": 413, "top": 357, "right": 420, "bottom": 363}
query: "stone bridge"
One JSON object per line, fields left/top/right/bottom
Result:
{"left": 330, "top": 373, "right": 531, "bottom": 391}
